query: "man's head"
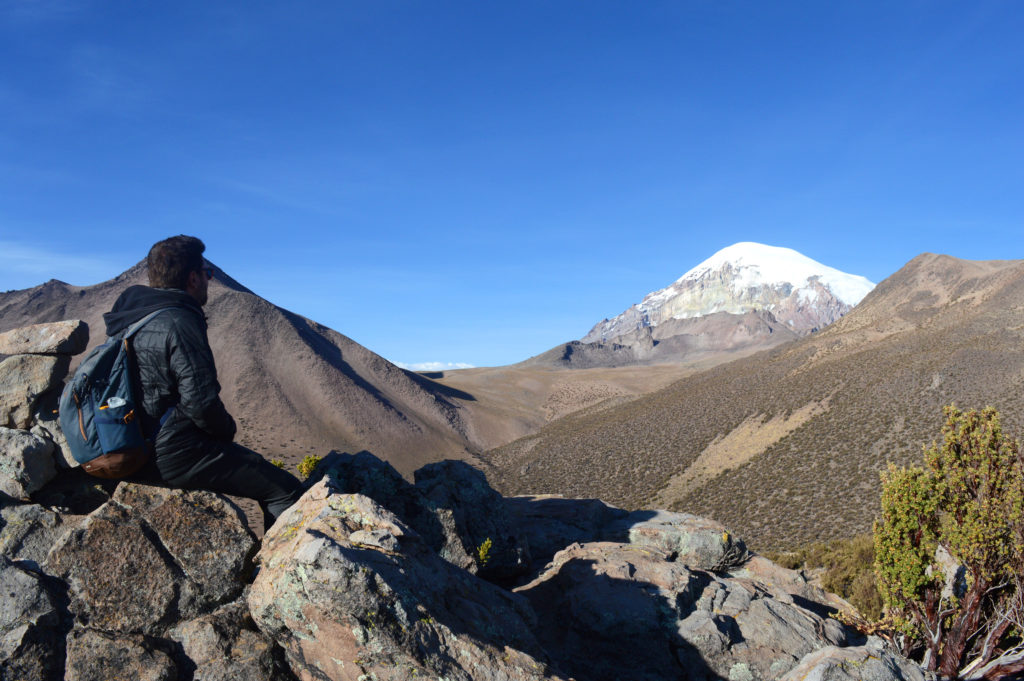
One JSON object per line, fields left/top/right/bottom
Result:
{"left": 147, "top": 235, "right": 212, "bottom": 305}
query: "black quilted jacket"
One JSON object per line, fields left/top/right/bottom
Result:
{"left": 103, "top": 286, "right": 236, "bottom": 479}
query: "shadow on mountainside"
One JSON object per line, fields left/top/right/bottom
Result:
{"left": 280, "top": 310, "right": 406, "bottom": 415}
{"left": 400, "top": 368, "right": 476, "bottom": 401}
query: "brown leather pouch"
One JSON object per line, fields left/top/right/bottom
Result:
{"left": 81, "top": 448, "right": 150, "bottom": 479}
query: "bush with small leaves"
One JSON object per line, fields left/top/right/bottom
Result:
{"left": 297, "top": 454, "right": 322, "bottom": 479}
{"left": 874, "top": 406, "right": 1024, "bottom": 679}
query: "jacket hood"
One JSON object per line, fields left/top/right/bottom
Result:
{"left": 103, "top": 286, "right": 203, "bottom": 337}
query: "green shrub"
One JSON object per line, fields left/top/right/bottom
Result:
{"left": 298, "top": 455, "right": 322, "bottom": 479}
{"left": 766, "top": 534, "right": 882, "bottom": 620}
{"left": 269, "top": 458, "right": 285, "bottom": 469}
{"left": 874, "top": 406, "right": 1024, "bottom": 678}
{"left": 476, "top": 537, "right": 493, "bottom": 567}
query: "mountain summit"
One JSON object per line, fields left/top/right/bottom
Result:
{"left": 582, "top": 242, "right": 876, "bottom": 343}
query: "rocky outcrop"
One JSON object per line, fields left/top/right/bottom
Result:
{"left": 0, "top": 317, "right": 923, "bottom": 680}
{"left": 779, "top": 639, "right": 927, "bottom": 681}
{"left": 415, "top": 458, "right": 530, "bottom": 582}
{"left": 250, "top": 477, "right": 562, "bottom": 681}
{"left": 309, "top": 451, "right": 530, "bottom": 581}
{"left": 0, "top": 320, "right": 84, "bottom": 496}
{"left": 507, "top": 500, "right": 856, "bottom": 681}
{"left": 44, "top": 484, "right": 256, "bottom": 636}
{"left": 0, "top": 320, "right": 89, "bottom": 357}
{"left": 0, "top": 459, "right": 926, "bottom": 681}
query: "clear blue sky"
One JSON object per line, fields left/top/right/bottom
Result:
{"left": 1, "top": 2, "right": 1022, "bottom": 368}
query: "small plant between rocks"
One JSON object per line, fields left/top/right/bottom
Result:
{"left": 297, "top": 455, "right": 322, "bottom": 479}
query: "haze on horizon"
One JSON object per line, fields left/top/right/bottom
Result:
{"left": 1, "top": 2, "right": 1022, "bottom": 368}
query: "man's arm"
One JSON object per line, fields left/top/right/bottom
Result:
{"left": 167, "top": 315, "right": 237, "bottom": 442}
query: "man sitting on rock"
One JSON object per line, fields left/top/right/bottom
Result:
{"left": 103, "top": 235, "right": 302, "bottom": 531}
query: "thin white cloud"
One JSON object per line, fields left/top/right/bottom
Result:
{"left": 0, "top": 240, "right": 121, "bottom": 289}
{"left": 0, "top": 0, "right": 80, "bottom": 25}
{"left": 393, "top": 361, "right": 475, "bottom": 372}
{"left": 69, "top": 44, "right": 151, "bottom": 113}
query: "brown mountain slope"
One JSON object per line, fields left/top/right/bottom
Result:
{"left": 485, "top": 254, "right": 1024, "bottom": 551}
{"left": 0, "top": 262, "right": 477, "bottom": 476}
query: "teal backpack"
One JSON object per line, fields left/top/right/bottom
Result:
{"left": 59, "top": 309, "right": 171, "bottom": 479}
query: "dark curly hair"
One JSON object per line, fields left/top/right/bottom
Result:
{"left": 147, "top": 235, "right": 206, "bottom": 290}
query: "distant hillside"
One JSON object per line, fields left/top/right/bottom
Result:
{"left": 0, "top": 262, "right": 478, "bottom": 476}
{"left": 486, "top": 254, "right": 1024, "bottom": 550}
{"left": 520, "top": 310, "right": 800, "bottom": 368}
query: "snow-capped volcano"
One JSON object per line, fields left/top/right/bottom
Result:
{"left": 582, "top": 242, "right": 876, "bottom": 343}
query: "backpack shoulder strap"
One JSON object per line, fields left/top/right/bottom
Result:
{"left": 117, "top": 307, "right": 175, "bottom": 341}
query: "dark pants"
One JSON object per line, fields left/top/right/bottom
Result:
{"left": 150, "top": 442, "right": 303, "bottom": 532}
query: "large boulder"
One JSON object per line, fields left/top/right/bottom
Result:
{"left": 0, "top": 555, "right": 65, "bottom": 681}
{"left": 0, "top": 320, "right": 88, "bottom": 356}
{"left": 309, "top": 451, "right": 455, "bottom": 556}
{"left": 249, "top": 476, "right": 567, "bottom": 681}
{"left": 44, "top": 483, "right": 256, "bottom": 636}
{"left": 780, "top": 639, "right": 926, "bottom": 681}
{"left": 64, "top": 628, "right": 178, "bottom": 681}
{"left": 515, "top": 540, "right": 856, "bottom": 681}
{"left": 608, "top": 509, "right": 749, "bottom": 572}
{"left": 0, "top": 426, "right": 57, "bottom": 500}
{"left": 311, "top": 451, "right": 531, "bottom": 579}
{"left": 0, "top": 354, "right": 70, "bottom": 429}
{"left": 169, "top": 598, "right": 294, "bottom": 681}
{"left": 415, "top": 459, "right": 530, "bottom": 581}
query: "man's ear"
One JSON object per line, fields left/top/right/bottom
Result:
{"left": 185, "top": 270, "right": 201, "bottom": 292}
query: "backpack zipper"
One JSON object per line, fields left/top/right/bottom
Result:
{"left": 73, "top": 392, "right": 87, "bottom": 440}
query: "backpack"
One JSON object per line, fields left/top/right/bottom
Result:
{"left": 59, "top": 309, "right": 172, "bottom": 479}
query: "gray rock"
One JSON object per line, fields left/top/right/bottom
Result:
{"left": 0, "top": 502, "right": 84, "bottom": 571}
{"left": 64, "top": 628, "right": 177, "bottom": 681}
{"left": 0, "top": 320, "right": 89, "bottom": 356}
{"left": 515, "top": 540, "right": 857, "bottom": 681}
{"left": 311, "top": 451, "right": 532, "bottom": 580}
{"left": 0, "top": 555, "right": 65, "bottom": 681}
{"left": 249, "top": 478, "right": 566, "bottom": 681}
{"left": 0, "top": 354, "right": 70, "bottom": 429}
{"left": 415, "top": 459, "right": 531, "bottom": 581}
{"left": 0, "top": 427, "right": 57, "bottom": 500}
{"left": 307, "top": 451, "right": 451, "bottom": 551}
{"left": 169, "top": 598, "right": 294, "bottom": 681}
{"left": 780, "top": 639, "right": 926, "bottom": 681}
{"left": 111, "top": 483, "right": 257, "bottom": 605}
{"left": 32, "top": 416, "right": 77, "bottom": 469}
{"left": 44, "top": 484, "right": 256, "bottom": 636}
{"left": 610, "top": 509, "right": 749, "bottom": 572}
